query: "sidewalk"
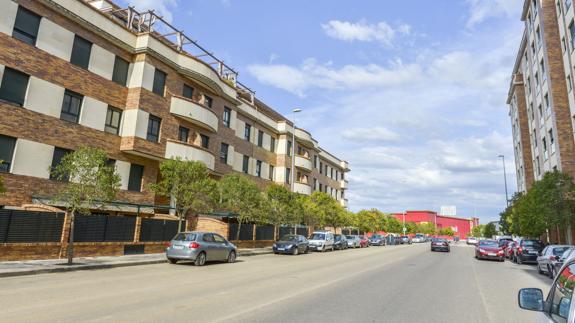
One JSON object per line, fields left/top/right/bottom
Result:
{"left": 0, "top": 248, "right": 273, "bottom": 278}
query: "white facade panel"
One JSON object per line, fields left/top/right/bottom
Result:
{"left": 0, "top": 0, "right": 18, "bottom": 36}
{"left": 88, "top": 44, "right": 115, "bottom": 80}
{"left": 115, "top": 160, "right": 131, "bottom": 190}
{"left": 11, "top": 139, "right": 53, "bottom": 179}
{"left": 25, "top": 77, "right": 65, "bottom": 118}
{"left": 122, "top": 109, "right": 149, "bottom": 138}
{"left": 36, "top": 18, "right": 75, "bottom": 61}
{"left": 165, "top": 141, "right": 215, "bottom": 170}
{"left": 80, "top": 96, "right": 107, "bottom": 131}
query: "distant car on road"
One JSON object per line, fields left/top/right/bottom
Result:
{"left": 166, "top": 232, "right": 237, "bottom": 266}
{"left": 475, "top": 239, "right": 504, "bottom": 261}
{"left": 537, "top": 245, "right": 572, "bottom": 278}
{"left": 517, "top": 257, "right": 575, "bottom": 321}
{"left": 505, "top": 241, "right": 517, "bottom": 259}
{"left": 431, "top": 238, "right": 450, "bottom": 252}
{"left": 412, "top": 234, "right": 426, "bottom": 243}
{"left": 369, "top": 234, "right": 386, "bottom": 246}
{"left": 513, "top": 239, "right": 544, "bottom": 264}
{"left": 346, "top": 235, "right": 361, "bottom": 248}
{"left": 358, "top": 235, "right": 370, "bottom": 248}
{"left": 399, "top": 236, "right": 412, "bottom": 244}
{"left": 273, "top": 234, "right": 309, "bottom": 255}
{"left": 334, "top": 234, "right": 348, "bottom": 250}
{"left": 467, "top": 237, "right": 478, "bottom": 245}
{"left": 308, "top": 231, "right": 335, "bottom": 252}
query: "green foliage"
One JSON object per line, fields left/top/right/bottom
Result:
{"left": 150, "top": 158, "right": 217, "bottom": 231}
{"left": 51, "top": 147, "right": 121, "bottom": 215}
{"left": 471, "top": 225, "right": 485, "bottom": 237}
{"left": 415, "top": 222, "right": 436, "bottom": 235}
{"left": 483, "top": 222, "right": 497, "bottom": 238}
{"left": 405, "top": 221, "right": 417, "bottom": 234}
{"left": 266, "top": 184, "right": 301, "bottom": 227}
{"left": 309, "top": 191, "right": 345, "bottom": 229}
{"left": 385, "top": 216, "right": 403, "bottom": 233}
{"left": 438, "top": 227, "right": 455, "bottom": 236}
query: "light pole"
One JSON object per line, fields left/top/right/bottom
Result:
{"left": 402, "top": 210, "right": 406, "bottom": 235}
{"left": 498, "top": 155, "right": 509, "bottom": 207}
{"left": 291, "top": 108, "right": 301, "bottom": 234}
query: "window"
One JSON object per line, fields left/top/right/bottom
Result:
{"left": 244, "top": 124, "right": 252, "bottom": 141}
{"left": 70, "top": 35, "right": 92, "bottom": 69}
{"left": 541, "top": 60, "right": 546, "bottom": 80}
{"left": 257, "top": 130, "right": 264, "bottom": 147}
{"left": 223, "top": 107, "right": 231, "bottom": 127}
{"left": 535, "top": 72, "right": 539, "bottom": 86}
{"left": 536, "top": 156, "right": 541, "bottom": 175}
{"left": 314, "top": 155, "right": 318, "bottom": 168}
{"left": 12, "top": 6, "right": 41, "bottom": 45}
{"left": 559, "top": 0, "right": 563, "bottom": 13}
{"left": 534, "top": 129, "right": 538, "bottom": 147}
{"left": 220, "top": 143, "right": 229, "bottom": 164}
{"left": 319, "top": 162, "right": 323, "bottom": 174}
{"left": 567, "top": 0, "right": 572, "bottom": 10}
{"left": 204, "top": 95, "right": 213, "bottom": 108}
{"left": 536, "top": 27, "right": 541, "bottom": 48}
{"left": 0, "top": 68, "right": 29, "bottom": 106}
{"left": 60, "top": 90, "right": 83, "bottom": 123}
{"left": 313, "top": 178, "right": 317, "bottom": 190}
{"left": 336, "top": 170, "right": 339, "bottom": 180}
{"left": 549, "top": 263, "right": 575, "bottom": 322}
{"left": 146, "top": 115, "right": 161, "bottom": 142}
{"left": 563, "top": 37, "right": 567, "bottom": 52}
{"left": 200, "top": 134, "right": 209, "bottom": 149}
{"left": 104, "top": 106, "right": 122, "bottom": 135}
{"left": 325, "top": 165, "right": 328, "bottom": 175}
{"left": 152, "top": 69, "right": 166, "bottom": 96}
{"left": 545, "top": 94, "right": 551, "bottom": 116}
{"left": 569, "top": 75, "right": 573, "bottom": 92}
{"left": 550, "top": 129, "right": 556, "bottom": 154}
{"left": 286, "top": 167, "right": 291, "bottom": 184}
{"left": 0, "top": 135, "right": 16, "bottom": 173}
{"left": 319, "top": 183, "right": 323, "bottom": 192}
{"left": 178, "top": 126, "right": 189, "bottom": 143}
{"left": 531, "top": 42, "right": 535, "bottom": 55}
{"left": 112, "top": 56, "right": 129, "bottom": 86}
{"left": 570, "top": 21, "right": 575, "bottom": 51}
{"left": 543, "top": 137, "right": 548, "bottom": 159}
{"left": 242, "top": 155, "right": 249, "bottom": 174}
{"left": 270, "top": 137, "right": 276, "bottom": 152}
{"left": 182, "top": 84, "right": 194, "bottom": 99}
{"left": 128, "top": 164, "right": 144, "bottom": 192}
{"left": 287, "top": 140, "right": 292, "bottom": 156}
{"left": 256, "top": 160, "right": 262, "bottom": 177}
{"left": 331, "top": 168, "right": 334, "bottom": 179}
{"left": 533, "top": 0, "right": 538, "bottom": 16}
{"left": 538, "top": 104, "right": 543, "bottom": 123}
{"left": 50, "top": 147, "right": 72, "bottom": 181}
{"left": 269, "top": 165, "right": 274, "bottom": 180}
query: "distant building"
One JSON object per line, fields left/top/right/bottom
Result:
{"left": 393, "top": 210, "right": 480, "bottom": 238}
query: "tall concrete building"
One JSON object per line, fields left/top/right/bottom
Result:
{"left": 0, "top": 0, "right": 349, "bottom": 214}
{"left": 507, "top": 0, "right": 575, "bottom": 192}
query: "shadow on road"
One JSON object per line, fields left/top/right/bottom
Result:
{"left": 505, "top": 260, "right": 553, "bottom": 286}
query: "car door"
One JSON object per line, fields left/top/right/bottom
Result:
{"left": 544, "top": 262, "right": 575, "bottom": 323}
{"left": 201, "top": 233, "right": 217, "bottom": 261}
{"left": 540, "top": 247, "right": 549, "bottom": 268}
{"left": 213, "top": 234, "right": 229, "bottom": 260}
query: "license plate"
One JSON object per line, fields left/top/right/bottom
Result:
{"left": 277, "top": 248, "right": 284, "bottom": 251}
{"left": 173, "top": 245, "right": 184, "bottom": 250}
{"left": 530, "top": 251, "right": 538, "bottom": 254}
{"left": 488, "top": 253, "right": 496, "bottom": 256}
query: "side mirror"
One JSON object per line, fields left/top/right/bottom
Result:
{"left": 518, "top": 288, "right": 544, "bottom": 312}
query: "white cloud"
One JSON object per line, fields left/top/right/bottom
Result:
{"left": 124, "top": 0, "right": 178, "bottom": 23}
{"left": 466, "top": 0, "right": 523, "bottom": 28}
{"left": 321, "top": 20, "right": 411, "bottom": 46}
{"left": 342, "top": 127, "right": 401, "bottom": 142}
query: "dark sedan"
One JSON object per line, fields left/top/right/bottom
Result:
{"left": 475, "top": 239, "right": 504, "bottom": 261}
{"left": 513, "top": 239, "right": 544, "bottom": 264}
{"left": 431, "top": 238, "right": 450, "bottom": 252}
{"left": 273, "top": 234, "right": 309, "bottom": 255}
{"left": 369, "top": 234, "right": 386, "bottom": 246}
{"left": 537, "top": 245, "right": 572, "bottom": 278}
{"left": 334, "top": 234, "right": 348, "bottom": 250}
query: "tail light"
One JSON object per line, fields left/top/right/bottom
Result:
{"left": 189, "top": 242, "right": 200, "bottom": 249}
{"left": 518, "top": 247, "right": 523, "bottom": 254}
{"left": 498, "top": 249, "right": 504, "bottom": 255}
{"left": 165, "top": 242, "right": 171, "bottom": 247}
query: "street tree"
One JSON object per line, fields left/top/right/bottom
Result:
{"left": 483, "top": 222, "right": 497, "bottom": 238}
{"left": 150, "top": 158, "right": 218, "bottom": 232}
{"left": 385, "top": 216, "right": 403, "bottom": 234}
{"left": 439, "top": 227, "right": 455, "bottom": 236}
{"left": 471, "top": 224, "right": 485, "bottom": 238}
{"left": 50, "top": 147, "right": 121, "bottom": 265}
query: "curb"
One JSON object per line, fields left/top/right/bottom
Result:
{"left": 0, "top": 249, "right": 273, "bottom": 278}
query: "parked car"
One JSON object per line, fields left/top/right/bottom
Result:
{"left": 498, "top": 237, "right": 514, "bottom": 253}
{"left": 273, "top": 234, "right": 309, "bottom": 255}
{"left": 308, "top": 231, "right": 335, "bottom": 252}
{"left": 358, "top": 235, "right": 370, "bottom": 248}
{"left": 334, "top": 234, "right": 348, "bottom": 250}
{"left": 166, "top": 232, "right": 237, "bottom": 266}
{"left": 505, "top": 241, "right": 517, "bottom": 259}
{"left": 537, "top": 245, "right": 572, "bottom": 278}
{"left": 399, "top": 236, "right": 412, "bottom": 244}
{"left": 412, "top": 234, "right": 426, "bottom": 243}
{"left": 467, "top": 237, "right": 478, "bottom": 245}
{"left": 430, "top": 238, "right": 450, "bottom": 252}
{"left": 475, "top": 239, "right": 504, "bottom": 261}
{"left": 553, "top": 247, "right": 575, "bottom": 276}
{"left": 346, "top": 235, "right": 361, "bottom": 248}
{"left": 513, "top": 239, "right": 545, "bottom": 264}
{"left": 517, "top": 257, "right": 575, "bottom": 321}
{"left": 369, "top": 234, "right": 386, "bottom": 246}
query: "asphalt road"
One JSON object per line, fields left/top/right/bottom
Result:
{"left": 0, "top": 243, "right": 550, "bottom": 323}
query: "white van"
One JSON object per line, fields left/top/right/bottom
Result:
{"left": 308, "top": 231, "right": 335, "bottom": 252}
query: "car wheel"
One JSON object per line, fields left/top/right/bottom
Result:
{"left": 194, "top": 252, "right": 206, "bottom": 266}
{"left": 304, "top": 247, "right": 309, "bottom": 254}
{"left": 537, "top": 264, "right": 544, "bottom": 274}
{"left": 321, "top": 247, "right": 326, "bottom": 253}
{"left": 227, "top": 251, "right": 236, "bottom": 263}
{"left": 167, "top": 258, "right": 178, "bottom": 264}
{"left": 331, "top": 245, "right": 334, "bottom": 252}
{"left": 293, "top": 247, "right": 299, "bottom": 255}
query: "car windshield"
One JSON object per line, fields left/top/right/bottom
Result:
{"left": 172, "top": 233, "right": 197, "bottom": 241}
{"left": 498, "top": 240, "right": 511, "bottom": 247}
{"left": 522, "top": 240, "right": 543, "bottom": 248}
{"left": 553, "top": 247, "right": 570, "bottom": 256}
{"left": 371, "top": 235, "right": 381, "bottom": 239}
{"left": 280, "top": 235, "right": 298, "bottom": 241}
{"left": 346, "top": 235, "right": 355, "bottom": 239}
{"left": 479, "top": 240, "right": 498, "bottom": 247}
{"left": 434, "top": 239, "right": 447, "bottom": 243}
{"left": 310, "top": 233, "right": 325, "bottom": 240}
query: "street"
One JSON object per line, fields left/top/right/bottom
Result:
{"left": 0, "top": 243, "right": 549, "bottom": 323}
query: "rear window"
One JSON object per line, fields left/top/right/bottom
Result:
{"left": 310, "top": 233, "right": 325, "bottom": 240}
{"left": 553, "top": 247, "right": 570, "bottom": 256}
{"left": 173, "top": 233, "right": 196, "bottom": 241}
{"left": 479, "top": 240, "right": 498, "bottom": 247}
{"left": 522, "top": 240, "right": 543, "bottom": 248}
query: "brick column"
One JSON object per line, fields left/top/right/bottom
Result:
{"left": 134, "top": 217, "right": 142, "bottom": 242}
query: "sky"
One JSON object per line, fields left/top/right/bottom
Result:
{"left": 119, "top": 0, "right": 525, "bottom": 223}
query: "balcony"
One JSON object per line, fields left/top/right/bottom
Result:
{"left": 294, "top": 155, "right": 312, "bottom": 172}
{"left": 340, "top": 180, "right": 349, "bottom": 190}
{"left": 295, "top": 128, "right": 313, "bottom": 145}
{"left": 340, "top": 160, "right": 350, "bottom": 171}
{"left": 170, "top": 96, "right": 219, "bottom": 132}
{"left": 165, "top": 140, "right": 215, "bottom": 170}
{"left": 293, "top": 182, "right": 312, "bottom": 195}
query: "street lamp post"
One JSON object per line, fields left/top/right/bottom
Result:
{"left": 291, "top": 108, "right": 301, "bottom": 234}
{"left": 498, "top": 155, "right": 509, "bottom": 207}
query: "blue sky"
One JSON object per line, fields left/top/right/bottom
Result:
{"left": 121, "top": 0, "right": 525, "bottom": 223}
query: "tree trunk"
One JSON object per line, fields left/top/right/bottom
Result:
{"left": 67, "top": 210, "right": 75, "bottom": 265}
{"left": 236, "top": 221, "right": 242, "bottom": 241}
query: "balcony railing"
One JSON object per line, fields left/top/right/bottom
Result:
{"left": 293, "top": 182, "right": 311, "bottom": 195}
{"left": 170, "top": 96, "right": 219, "bottom": 132}
{"left": 165, "top": 140, "right": 215, "bottom": 170}
{"left": 294, "top": 155, "right": 312, "bottom": 171}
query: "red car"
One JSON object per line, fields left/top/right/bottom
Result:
{"left": 475, "top": 239, "right": 505, "bottom": 261}
{"left": 359, "top": 235, "right": 369, "bottom": 248}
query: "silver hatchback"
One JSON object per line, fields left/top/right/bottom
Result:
{"left": 166, "top": 232, "right": 237, "bottom": 266}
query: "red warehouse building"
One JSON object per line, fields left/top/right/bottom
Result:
{"left": 392, "top": 211, "right": 480, "bottom": 238}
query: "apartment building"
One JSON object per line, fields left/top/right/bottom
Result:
{"left": 0, "top": 0, "right": 349, "bottom": 214}
{"left": 507, "top": 0, "right": 575, "bottom": 192}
